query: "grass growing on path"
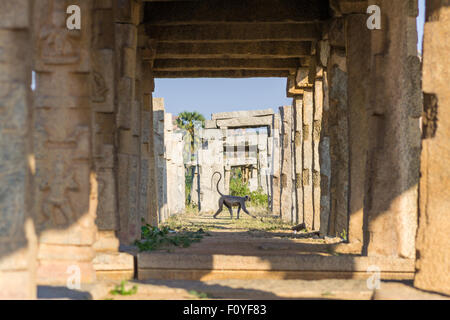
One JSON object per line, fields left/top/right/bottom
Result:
{"left": 135, "top": 219, "right": 210, "bottom": 252}
{"left": 162, "top": 212, "right": 293, "bottom": 234}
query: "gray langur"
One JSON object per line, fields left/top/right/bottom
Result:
{"left": 211, "top": 171, "right": 256, "bottom": 220}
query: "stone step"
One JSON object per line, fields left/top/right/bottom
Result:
{"left": 93, "top": 252, "right": 135, "bottom": 281}
{"left": 137, "top": 252, "right": 415, "bottom": 281}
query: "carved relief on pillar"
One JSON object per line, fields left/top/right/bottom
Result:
{"left": 32, "top": 0, "right": 95, "bottom": 249}
{"left": 34, "top": 0, "right": 91, "bottom": 72}
{"left": 92, "top": 71, "right": 108, "bottom": 103}
{"left": 37, "top": 155, "right": 79, "bottom": 227}
{"left": 91, "top": 50, "right": 114, "bottom": 112}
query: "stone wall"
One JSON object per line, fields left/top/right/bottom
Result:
{"left": 414, "top": 0, "right": 450, "bottom": 296}
{"left": 0, "top": 0, "right": 36, "bottom": 299}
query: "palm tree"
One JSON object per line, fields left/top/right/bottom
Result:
{"left": 176, "top": 111, "right": 205, "bottom": 205}
{"left": 176, "top": 111, "right": 205, "bottom": 156}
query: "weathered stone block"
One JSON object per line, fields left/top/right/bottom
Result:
{"left": 295, "top": 67, "right": 312, "bottom": 89}
{"left": 212, "top": 109, "right": 274, "bottom": 120}
{"left": 415, "top": 3, "right": 450, "bottom": 296}
{"left": 0, "top": 0, "right": 30, "bottom": 29}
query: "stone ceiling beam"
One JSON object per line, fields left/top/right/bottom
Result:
{"left": 145, "top": 23, "right": 322, "bottom": 42}
{"left": 155, "top": 41, "right": 311, "bottom": 59}
{"left": 153, "top": 58, "right": 303, "bottom": 71}
{"left": 153, "top": 70, "right": 290, "bottom": 78}
{"left": 143, "top": 0, "right": 330, "bottom": 25}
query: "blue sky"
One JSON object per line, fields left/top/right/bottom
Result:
{"left": 156, "top": 1, "right": 426, "bottom": 118}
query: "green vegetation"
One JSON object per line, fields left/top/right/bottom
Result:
{"left": 184, "top": 203, "right": 199, "bottom": 215}
{"left": 340, "top": 229, "right": 347, "bottom": 241}
{"left": 249, "top": 188, "right": 269, "bottom": 207}
{"left": 229, "top": 167, "right": 268, "bottom": 208}
{"left": 321, "top": 291, "right": 335, "bottom": 297}
{"left": 176, "top": 111, "right": 205, "bottom": 136}
{"left": 135, "top": 219, "right": 208, "bottom": 252}
{"left": 109, "top": 281, "right": 138, "bottom": 296}
{"left": 188, "top": 290, "right": 209, "bottom": 299}
{"left": 229, "top": 168, "right": 251, "bottom": 197}
{"left": 176, "top": 111, "right": 205, "bottom": 162}
{"left": 163, "top": 214, "right": 211, "bottom": 232}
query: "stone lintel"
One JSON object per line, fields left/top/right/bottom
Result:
{"left": 212, "top": 109, "right": 274, "bottom": 120}
{"left": 216, "top": 116, "right": 274, "bottom": 128}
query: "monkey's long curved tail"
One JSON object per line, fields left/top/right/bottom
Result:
{"left": 211, "top": 171, "right": 224, "bottom": 197}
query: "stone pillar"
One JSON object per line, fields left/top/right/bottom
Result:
{"left": 271, "top": 114, "right": 281, "bottom": 214}
{"left": 166, "top": 129, "right": 186, "bottom": 215}
{"left": 257, "top": 132, "right": 269, "bottom": 194}
{"left": 302, "top": 89, "right": 315, "bottom": 230}
{"left": 165, "top": 112, "right": 186, "bottom": 216}
{"left": 317, "top": 39, "right": 331, "bottom": 236}
{"left": 141, "top": 59, "right": 159, "bottom": 227}
{"left": 346, "top": 14, "right": 370, "bottom": 247}
{"left": 327, "top": 44, "right": 349, "bottom": 238}
{"left": 279, "top": 106, "right": 294, "bottom": 222}
{"left": 313, "top": 66, "right": 323, "bottom": 231}
{"left": 91, "top": 0, "right": 119, "bottom": 252}
{"left": 33, "top": 0, "right": 96, "bottom": 284}
{"left": 363, "top": 0, "right": 420, "bottom": 258}
{"left": 197, "top": 128, "right": 224, "bottom": 213}
{"left": 135, "top": 46, "right": 155, "bottom": 229}
{"left": 293, "top": 96, "right": 304, "bottom": 225}
{"left": 115, "top": 0, "right": 141, "bottom": 244}
{"left": 296, "top": 67, "right": 314, "bottom": 230}
{"left": 153, "top": 98, "right": 168, "bottom": 222}
{"left": 224, "top": 166, "right": 231, "bottom": 195}
{"left": 0, "top": 0, "right": 37, "bottom": 299}
{"left": 415, "top": 0, "right": 450, "bottom": 295}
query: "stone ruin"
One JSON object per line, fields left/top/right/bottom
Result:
{"left": 190, "top": 109, "right": 277, "bottom": 213}
{"left": 152, "top": 98, "right": 185, "bottom": 222}
{"left": 0, "top": 0, "right": 448, "bottom": 298}
{"left": 188, "top": 104, "right": 326, "bottom": 235}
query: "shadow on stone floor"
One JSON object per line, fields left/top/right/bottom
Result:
{"left": 130, "top": 279, "right": 339, "bottom": 300}
{"left": 37, "top": 286, "right": 92, "bottom": 300}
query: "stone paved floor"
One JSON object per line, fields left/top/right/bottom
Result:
{"left": 38, "top": 213, "right": 449, "bottom": 300}
{"left": 152, "top": 212, "right": 348, "bottom": 256}
{"left": 38, "top": 279, "right": 449, "bottom": 300}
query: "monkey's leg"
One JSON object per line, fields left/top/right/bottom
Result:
{"left": 242, "top": 204, "right": 257, "bottom": 219}
{"left": 225, "top": 203, "right": 233, "bottom": 219}
{"left": 213, "top": 199, "right": 224, "bottom": 218}
{"left": 237, "top": 204, "right": 241, "bottom": 220}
